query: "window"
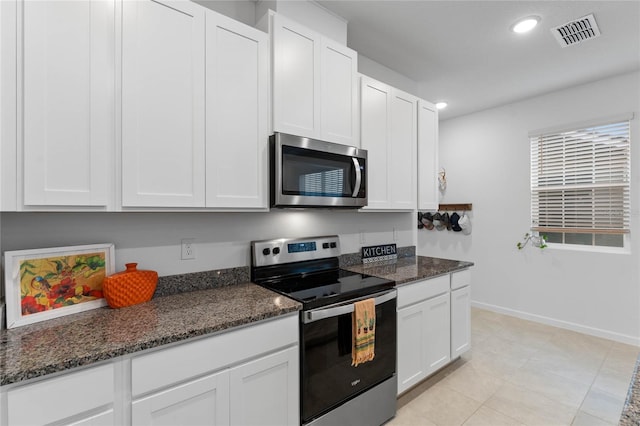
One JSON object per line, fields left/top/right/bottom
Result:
{"left": 530, "top": 118, "right": 631, "bottom": 248}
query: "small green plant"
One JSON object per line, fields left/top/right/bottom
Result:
{"left": 517, "top": 233, "right": 547, "bottom": 250}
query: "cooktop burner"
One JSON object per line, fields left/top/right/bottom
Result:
{"left": 250, "top": 236, "right": 395, "bottom": 310}
{"left": 257, "top": 268, "right": 394, "bottom": 310}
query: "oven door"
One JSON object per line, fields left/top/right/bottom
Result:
{"left": 300, "top": 290, "right": 396, "bottom": 424}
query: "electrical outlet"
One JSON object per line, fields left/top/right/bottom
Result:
{"left": 181, "top": 239, "right": 195, "bottom": 260}
{"left": 360, "top": 231, "right": 366, "bottom": 245}
{"left": 393, "top": 227, "right": 398, "bottom": 241}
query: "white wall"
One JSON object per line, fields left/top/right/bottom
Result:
{"left": 358, "top": 55, "right": 419, "bottom": 96}
{"left": 255, "top": 0, "right": 347, "bottom": 44}
{"left": 1, "top": 211, "right": 413, "bottom": 277}
{"left": 193, "top": 0, "right": 256, "bottom": 26}
{"left": 418, "top": 71, "right": 640, "bottom": 345}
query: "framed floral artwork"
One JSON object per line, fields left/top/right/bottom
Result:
{"left": 4, "top": 244, "right": 115, "bottom": 329}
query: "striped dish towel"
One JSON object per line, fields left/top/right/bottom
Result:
{"left": 352, "top": 298, "right": 376, "bottom": 366}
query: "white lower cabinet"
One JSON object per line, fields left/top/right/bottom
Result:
{"left": 423, "top": 293, "right": 452, "bottom": 373}
{"left": 451, "top": 276, "right": 472, "bottom": 359}
{"left": 66, "top": 410, "right": 115, "bottom": 426}
{"left": 5, "top": 364, "right": 115, "bottom": 426}
{"left": 132, "top": 347, "right": 298, "bottom": 426}
{"left": 396, "top": 269, "right": 471, "bottom": 395}
{"left": 1, "top": 315, "right": 299, "bottom": 426}
{"left": 397, "top": 278, "right": 450, "bottom": 395}
{"left": 131, "top": 315, "right": 299, "bottom": 426}
{"left": 229, "top": 347, "right": 299, "bottom": 426}
{"left": 133, "top": 369, "right": 230, "bottom": 426}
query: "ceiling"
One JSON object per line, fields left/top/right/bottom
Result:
{"left": 315, "top": 1, "right": 640, "bottom": 120}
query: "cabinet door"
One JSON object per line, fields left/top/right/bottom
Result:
{"left": 205, "top": 11, "right": 268, "bottom": 208}
{"left": 1, "top": 0, "right": 17, "bottom": 211}
{"left": 451, "top": 285, "right": 471, "bottom": 358}
{"left": 272, "top": 13, "right": 321, "bottom": 139}
{"left": 132, "top": 370, "right": 230, "bottom": 426}
{"left": 320, "top": 38, "right": 358, "bottom": 145}
{"left": 397, "top": 302, "right": 429, "bottom": 394}
{"left": 230, "top": 346, "right": 299, "bottom": 426}
{"left": 122, "top": 0, "right": 205, "bottom": 207}
{"left": 389, "top": 89, "right": 417, "bottom": 209}
{"left": 424, "top": 292, "right": 451, "bottom": 375}
{"left": 21, "top": 0, "right": 113, "bottom": 207}
{"left": 360, "top": 76, "right": 391, "bottom": 209}
{"left": 418, "top": 100, "right": 439, "bottom": 211}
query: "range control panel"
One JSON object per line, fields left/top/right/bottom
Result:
{"left": 251, "top": 235, "right": 340, "bottom": 267}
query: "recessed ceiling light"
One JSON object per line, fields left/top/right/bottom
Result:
{"left": 511, "top": 16, "right": 541, "bottom": 33}
{"left": 435, "top": 102, "right": 448, "bottom": 110}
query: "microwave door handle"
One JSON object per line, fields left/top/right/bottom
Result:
{"left": 352, "top": 158, "right": 362, "bottom": 197}
{"left": 303, "top": 290, "right": 396, "bottom": 324}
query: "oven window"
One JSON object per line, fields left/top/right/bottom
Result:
{"left": 282, "top": 146, "right": 363, "bottom": 198}
{"left": 301, "top": 298, "right": 396, "bottom": 423}
{"left": 299, "top": 168, "right": 344, "bottom": 196}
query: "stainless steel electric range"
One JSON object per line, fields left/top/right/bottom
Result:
{"left": 251, "top": 235, "right": 397, "bottom": 426}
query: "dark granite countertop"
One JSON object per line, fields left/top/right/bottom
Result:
{"left": 342, "top": 255, "right": 474, "bottom": 285}
{"left": 620, "top": 353, "right": 640, "bottom": 425}
{"left": 0, "top": 283, "right": 301, "bottom": 387}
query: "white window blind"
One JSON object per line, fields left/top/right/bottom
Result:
{"left": 530, "top": 120, "right": 630, "bottom": 235}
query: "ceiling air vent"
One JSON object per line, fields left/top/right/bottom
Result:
{"left": 551, "top": 14, "right": 601, "bottom": 47}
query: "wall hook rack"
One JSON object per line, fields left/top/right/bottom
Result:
{"left": 438, "top": 203, "right": 472, "bottom": 211}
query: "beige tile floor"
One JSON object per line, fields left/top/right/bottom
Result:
{"left": 389, "top": 308, "right": 640, "bottom": 426}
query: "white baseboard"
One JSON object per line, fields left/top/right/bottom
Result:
{"left": 471, "top": 300, "right": 640, "bottom": 347}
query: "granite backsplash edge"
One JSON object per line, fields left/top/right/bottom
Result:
{"left": 154, "top": 245, "right": 417, "bottom": 298}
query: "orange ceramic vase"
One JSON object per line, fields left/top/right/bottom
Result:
{"left": 102, "top": 263, "right": 158, "bottom": 309}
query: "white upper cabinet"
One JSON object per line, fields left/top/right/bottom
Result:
{"left": 320, "top": 38, "right": 358, "bottom": 145}
{"left": 272, "top": 13, "right": 358, "bottom": 146}
{"left": 122, "top": 2, "right": 268, "bottom": 210}
{"left": 360, "top": 75, "right": 417, "bottom": 210}
{"left": 360, "top": 76, "right": 391, "bottom": 209}
{"left": 122, "top": 0, "right": 206, "bottom": 208}
{"left": 20, "top": 0, "right": 114, "bottom": 208}
{"left": 390, "top": 89, "right": 418, "bottom": 209}
{"left": 418, "top": 100, "right": 439, "bottom": 211}
{"left": 272, "top": 14, "right": 320, "bottom": 139}
{"left": 205, "top": 11, "right": 268, "bottom": 209}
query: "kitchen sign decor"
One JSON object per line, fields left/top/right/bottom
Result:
{"left": 4, "top": 243, "right": 115, "bottom": 329}
{"left": 361, "top": 244, "right": 397, "bottom": 264}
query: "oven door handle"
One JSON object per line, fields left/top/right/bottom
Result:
{"left": 303, "top": 289, "right": 396, "bottom": 324}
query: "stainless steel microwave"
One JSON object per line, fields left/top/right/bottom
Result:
{"left": 270, "top": 133, "right": 367, "bottom": 208}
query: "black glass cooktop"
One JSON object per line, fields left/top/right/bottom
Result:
{"left": 255, "top": 268, "right": 395, "bottom": 310}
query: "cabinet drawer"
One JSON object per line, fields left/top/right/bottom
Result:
{"left": 132, "top": 314, "right": 298, "bottom": 396}
{"left": 7, "top": 364, "right": 114, "bottom": 425}
{"left": 451, "top": 269, "right": 471, "bottom": 290}
{"left": 397, "top": 274, "right": 449, "bottom": 308}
